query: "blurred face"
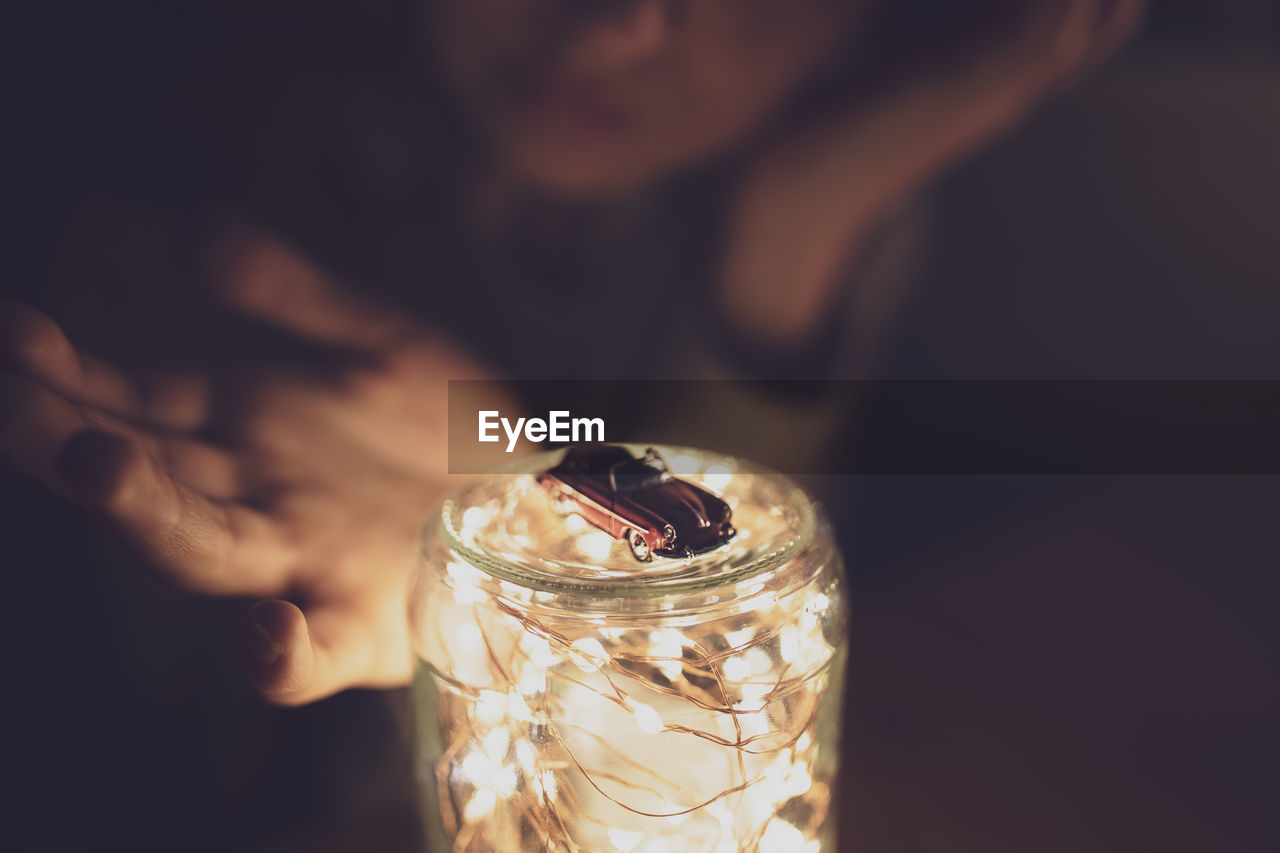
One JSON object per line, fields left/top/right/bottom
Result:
{"left": 434, "top": 0, "right": 858, "bottom": 198}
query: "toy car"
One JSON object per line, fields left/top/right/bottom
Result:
{"left": 536, "top": 445, "right": 737, "bottom": 561}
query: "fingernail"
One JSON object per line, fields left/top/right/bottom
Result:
{"left": 247, "top": 613, "right": 286, "bottom": 665}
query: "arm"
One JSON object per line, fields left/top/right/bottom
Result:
{"left": 716, "top": 0, "right": 1146, "bottom": 348}
{"left": 1, "top": 230, "right": 515, "bottom": 705}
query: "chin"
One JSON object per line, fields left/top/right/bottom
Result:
{"left": 500, "top": 137, "right": 667, "bottom": 201}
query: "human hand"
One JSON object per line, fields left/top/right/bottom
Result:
{"left": 1, "top": 234, "right": 511, "bottom": 705}
{"left": 719, "top": 0, "right": 1147, "bottom": 346}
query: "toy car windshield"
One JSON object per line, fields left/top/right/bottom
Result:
{"left": 609, "top": 458, "right": 671, "bottom": 492}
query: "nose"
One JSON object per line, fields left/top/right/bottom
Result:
{"left": 562, "top": 0, "right": 674, "bottom": 71}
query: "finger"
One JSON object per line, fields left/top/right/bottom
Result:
{"left": 1052, "top": 0, "right": 1106, "bottom": 60}
{"left": 0, "top": 372, "right": 96, "bottom": 493}
{"left": 207, "top": 230, "right": 416, "bottom": 355}
{"left": 0, "top": 299, "right": 210, "bottom": 430}
{"left": 0, "top": 369, "right": 243, "bottom": 500}
{"left": 0, "top": 377, "right": 292, "bottom": 594}
{"left": 238, "top": 597, "right": 412, "bottom": 706}
{"left": 1044, "top": 0, "right": 1145, "bottom": 81}
{"left": 1087, "top": 0, "right": 1147, "bottom": 63}
{"left": 52, "top": 429, "right": 295, "bottom": 596}
{"left": 80, "top": 411, "right": 245, "bottom": 501}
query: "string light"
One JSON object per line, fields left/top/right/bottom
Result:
{"left": 413, "top": 449, "right": 846, "bottom": 851}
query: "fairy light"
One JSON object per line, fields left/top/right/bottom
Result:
{"left": 647, "top": 629, "right": 686, "bottom": 682}
{"left": 463, "top": 789, "right": 496, "bottom": 822}
{"left": 760, "top": 818, "right": 816, "bottom": 853}
{"left": 447, "top": 560, "right": 489, "bottom": 605}
{"left": 702, "top": 464, "right": 732, "bottom": 492}
{"left": 535, "top": 768, "right": 558, "bottom": 801}
{"left": 460, "top": 750, "right": 493, "bottom": 788}
{"left": 609, "top": 828, "right": 644, "bottom": 851}
{"left": 493, "top": 764, "right": 518, "bottom": 798}
{"left": 569, "top": 637, "right": 609, "bottom": 672}
{"left": 521, "top": 631, "right": 557, "bottom": 667}
{"left": 474, "top": 690, "right": 507, "bottom": 726}
{"left": 414, "top": 452, "right": 845, "bottom": 852}
{"left": 453, "top": 623, "right": 494, "bottom": 688}
{"left": 668, "top": 453, "right": 700, "bottom": 475}
{"left": 515, "top": 738, "right": 537, "bottom": 774}
{"left": 628, "top": 700, "right": 665, "bottom": 734}
{"left": 482, "top": 728, "right": 510, "bottom": 762}
{"left": 722, "top": 655, "right": 751, "bottom": 682}
{"left": 577, "top": 529, "right": 615, "bottom": 561}
{"left": 460, "top": 506, "right": 491, "bottom": 538}
{"left": 744, "top": 648, "right": 772, "bottom": 676}
{"left": 739, "top": 682, "right": 773, "bottom": 709}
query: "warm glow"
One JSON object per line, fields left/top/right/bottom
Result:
{"left": 418, "top": 457, "right": 841, "bottom": 851}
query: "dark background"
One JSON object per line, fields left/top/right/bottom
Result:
{"left": 3, "top": 3, "right": 1279, "bottom": 851}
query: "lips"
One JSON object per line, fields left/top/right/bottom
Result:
{"left": 500, "top": 66, "right": 635, "bottom": 134}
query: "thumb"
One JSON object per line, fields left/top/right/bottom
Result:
{"left": 237, "top": 598, "right": 413, "bottom": 706}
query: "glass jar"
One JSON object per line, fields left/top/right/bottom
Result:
{"left": 409, "top": 445, "right": 848, "bottom": 853}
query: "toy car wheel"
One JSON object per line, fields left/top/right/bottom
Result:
{"left": 627, "top": 529, "right": 652, "bottom": 562}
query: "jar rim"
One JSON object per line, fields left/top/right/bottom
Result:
{"left": 428, "top": 444, "right": 818, "bottom": 600}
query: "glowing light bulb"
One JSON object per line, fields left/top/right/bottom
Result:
{"left": 463, "top": 789, "right": 496, "bottom": 822}
{"left": 535, "top": 769, "right": 558, "bottom": 801}
{"left": 475, "top": 690, "right": 507, "bottom": 725}
{"left": 786, "top": 763, "right": 813, "bottom": 798}
{"left": 569, "top": 637, "right": 609, "bottom": 673}
{"left": 454, "top": 623, "right": 493, "bottom": 687}
{"left": 779, "top": 626, "right": 801, "bottom": 664}
{"left": 577, "top": 530, "right": 615, "bottom": 561}
{"left": 520, "top": 632, "right": 557, "bottom": 667}
{"left": 494, "top": 764, "right": 518, "bottom": 797}
{"left": 706, "top": 802, "right": 734, "bottom": 829}
{"left": 739, "top": 680, "right": 772, "bottom": 709}
{"left": 745, "top": 647, "right": 773, "bottom": 676}
{"left": 461, "top": 506, "right": 490, "bottom": 535}
{"left": 515, "top": 738, "right": 536, "bottom": 773}
{"left": 703, "top": 464, "right": 732, "bottom": 492}
{"left": 723, "top": 656, "right": 751, "bottom": 682}
{"left": 460, "top": 751, "right": 493, "bottom": 788}
{"left": 735, "top": 705, "right": 772, "bottom": 739}
{"left": 517, "top": 665, "right": 547, "bottom": 696}
{"left": 630, "top": 700, "right": 664, "bottom": 734}
{"left": 648, "top": 629, "right": 685, "bottom": 681}
{"left": 608, "top": 828, "right": 644, "bottom": 852}
{"left": 482, "top": 728, "right": 510, "bottom": 762}
{"left": 669, "top": 453, "right": 700, "bottom": 475}
{"left": 506, "top": 692, "right": 534, "bottom": 721}
{"left": 759, "top": 818, "right": 805, "bottom": 853}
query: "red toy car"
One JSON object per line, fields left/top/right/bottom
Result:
{"left": 536, "top": 445, "right": 736, "bottom": 561}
